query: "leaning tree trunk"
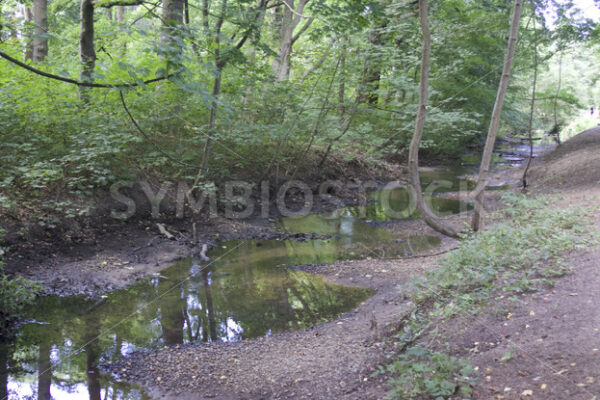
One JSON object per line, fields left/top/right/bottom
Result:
{"left": 408, "top": 0, "right": 460, "bottom": 238}
{"left": 78, "top": 0, "right": 96, "bottom": 101}
{"left": 471, "top": 0, "right": 523, "bottom": 231}
{"left": 32, "top": 0, "right": 48, "bottom": 61}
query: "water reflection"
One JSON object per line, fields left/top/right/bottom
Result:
{"left": 3, "top": 239, "right": 376, "bottom": 399}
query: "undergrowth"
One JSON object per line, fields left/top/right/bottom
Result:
{"left": 0, "top": 229, "right": 41, "bottom": 339}
{"left": 384, "top": 194, "right": 596, "bottom": 399}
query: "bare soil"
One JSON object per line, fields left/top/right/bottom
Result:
{"left": 107, "top": 128, "right": 600, "bottom": 399}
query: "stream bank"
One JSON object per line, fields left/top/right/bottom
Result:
{"left": 1, "top": 135, "right": 557, "bottom": 399}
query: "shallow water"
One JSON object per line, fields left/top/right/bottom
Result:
{"left": 1, "top": 244, "right": 375, "bottom": 400}
{"left": 0, "top": 178, "right": 476, "bottom": 399}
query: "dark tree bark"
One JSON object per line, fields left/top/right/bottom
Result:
{"left": 0, "top": 344, "right": 8, "bottom": 400}
{"left": 33, "top": 0, "right": 48, "bottom": 61}
{"left": 471, "top": 0, "right": 523, "bottom": 231}
{"left": 359, "top": 28, "right": 383, "bottom": 105}
{"left": 37, "top": 339, "right": 52, "bottom": 400}
{"left": 79, "top": 0, "right": 96, "bottom": 100}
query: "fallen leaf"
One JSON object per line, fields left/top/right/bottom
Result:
{"left": 521, "top": 389, "right": 533, "bottom": 396}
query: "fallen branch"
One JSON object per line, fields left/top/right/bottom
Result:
{"left": 156, "top": 223, "right": 175, "bottom": 240}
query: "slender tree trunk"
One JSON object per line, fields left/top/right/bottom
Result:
{"left": 552, "top": 53, "right": 562, "bottom": 144}
{"left": 37, "top": 340, "right": 52, "bottom": 400}
{"left": 106, "top": 7, "right": 113, "bottom": 21}
{"left": 79, "top": 0, "right": 96, "bottom": 100}
{"left": 522, "top": 12, "right": 537, "bottom": 189}
{"left": 338, "top": 36, "right": 347, "bottom": 117}
{"left": 359, "top": 28, "right": 383, "bottom": 105}
{"left": 184, "top": 0, "right": 190, "bottom": 24}
{"left": 116, "top": 6, "right": 125, "bottom": 23}
{"left": 408, "top": 0, "right": 460, "bottom": 238}
{"left": 471, "top": 0, "right": 523, "bottom": 231}
{"left": 32, "top": 0, "right": 48, "bottom": 61}
{"left": 200, "top": 64, "right": 223, "bottom": 175}
{"left": 0, "top": 345, "right": 8, "bottom": 400}
{"left": 23, "top": 7, "right": 33, "bottom": 60}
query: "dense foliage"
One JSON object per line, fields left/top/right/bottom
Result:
{"left": 0, "top": 230, "right": 41, "bottom": 338}
{"left": 0, "top": 0, "right": 597, "bottom": 222}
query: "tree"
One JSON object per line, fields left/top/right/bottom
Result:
{"left": 79, "top": 0, "right": 96, "bottom": 100}
{"left": 272, "top": 0, "right": 314, "bottom": 81}
{"left": 471, "top": 0, "right": 524, "bottom": 231}
{"left": 32, "top": 0, "right": 48, "bottom": 62}
{"left": 162, "top": 0, "right": 185, "bottom": 44}
{"left": 522, "top": 3, "right": 538, "bottom": 189}
{"left": 408, "top": 0, "right": 460, "bottom": 238}
{"left": 23, "top": 6, "right": 33, "bottom": 60}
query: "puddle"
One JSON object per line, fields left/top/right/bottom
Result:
{"left": 1, "top": 243, "right": 375, "bottom": 399}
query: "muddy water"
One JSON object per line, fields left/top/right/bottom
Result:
{"left": 0, "top": 168, "right": 484, "bottom": 399}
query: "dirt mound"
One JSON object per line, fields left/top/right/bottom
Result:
{"left": 528, "top": 127, "right": 600, "bottom": 190}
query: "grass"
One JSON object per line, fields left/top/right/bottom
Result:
{"left": 384, "top": 194, "right": 597, "bottom": 399}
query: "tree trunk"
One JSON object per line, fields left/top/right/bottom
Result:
{"left": 408, "top": 0, "right": 460, "bottom": 238}
{"left": 522, "top": 13, "right": 537, "bottom": 189}
{"left": 552, "top": 53, "right": 562, "bottom": 144}
{"left": 32, "top": 0, "right": 48, "bottom": 62}
{"left": 359, "top": 28, "right": 383, "bottom": 105}
{"left": 471, "top": 0, "right": 523, "bottom": 231}
{"left": 37, "top": 339, "right": 52, "bottom": 400}
{"left": 338, "top": 36, "right": 347, "bottom": 116}
{"left": 162, "top": 0, "right": 185, "bottom": 42}
{"left": 106, "top": 7, "right": 113, "bottom": 21}
{"left": 116, "top": 6, "right": 125, "bottom": 23}
{"left": 273, "top": 0, "right": 312, "bottom": 81}
{"left": 79, "top": 0, "right": 96, "bottom": 100}
{"left": 23, "top": 6, "right": 33, "bottom": 60}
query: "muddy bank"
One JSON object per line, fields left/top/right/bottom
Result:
{"left": 105, "top": 240, "right": 458, "bottom": 400}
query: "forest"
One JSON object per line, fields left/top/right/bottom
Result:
{"left": 2, "top": 0, "right": 600, "bottom": 399}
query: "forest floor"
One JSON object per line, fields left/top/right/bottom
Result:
{"left": 106, "top": 127, "right": 600, "bottom": 400}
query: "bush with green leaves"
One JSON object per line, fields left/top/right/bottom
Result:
{"left": 0, "top": 231, "right": 42, "bottom": 339}
{"left": 384, "top": 194, "right": 595, "bottom": 398}
{"left": 377, "top": 346, "right": 478, "bottom": 399}
{"left": 411, "top": 193, "right": 595, "bottom": 313}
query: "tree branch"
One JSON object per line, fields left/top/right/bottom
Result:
{"left": 119, "top": 90, "right": 201, "bottom": 168}
{"left": 291, "top": 16, "right": 313, "bottom": 44}
{"left": 0, "top": 50, "right": 178, "bottom": 88}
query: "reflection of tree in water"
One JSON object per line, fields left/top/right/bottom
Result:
{"left": 0, "top": 343, "right": 8, "bottom": 400}
{"left": 37, "top": 335, "right": 52, "bottom": 400}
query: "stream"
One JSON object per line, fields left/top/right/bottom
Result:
{"left": 0, "top": 138, "right": 551, "bottom": 400}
